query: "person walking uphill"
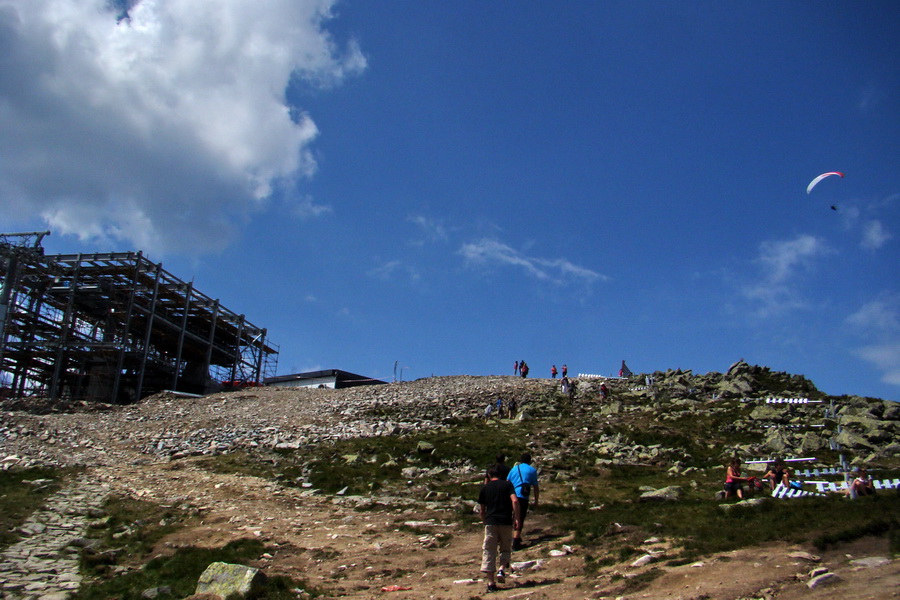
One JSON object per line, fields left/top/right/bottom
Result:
{"left": 478, "top": 465, "right": 520, "bottom": 593}
{"left": 506, "top": 452, "right": 539, "bottom": 550}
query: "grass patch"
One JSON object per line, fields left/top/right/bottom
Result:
{"left": 195, "top": 419, "right": 554, "bottom": 498}
{"left": 79, "top": 494, "right": 198, "bottom": 576}
{"left": 549, "top": 489, "right": 900, "bottom": 563}
{"left": 75, "top": 538, "right": 321, "bottom": 600}
{"left": 0, "top": 467, "right": 66, "bottom": 550}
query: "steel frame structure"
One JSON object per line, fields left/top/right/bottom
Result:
{"left": 1, "top": 233, "right": 277, "bottom": 403}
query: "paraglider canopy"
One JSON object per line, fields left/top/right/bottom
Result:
{"left": 806, "top": 171, "right": 844, "bottom": 195}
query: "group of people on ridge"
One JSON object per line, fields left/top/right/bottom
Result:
{"left": 514, "top": 361, "right": 570, "bottom": 380}
{"left": 477, "top": 452, "right": 539, "bottom": 593}
{"left": 513, "top": 361, "right": 529, "bottom": 378}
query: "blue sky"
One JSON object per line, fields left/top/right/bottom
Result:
{"left": 2, "top": 1, "right": 898, "bottom": 399}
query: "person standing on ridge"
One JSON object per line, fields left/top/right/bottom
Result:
{"left": 514, "top": 361, "right": 519, "bottom": 376}
{"left": 551, "top": 365, "right": 558, "bottom": 378}
{"left": 561, "top": 364, "right": 567, "bottom": 378}
{"left": 478, "top": 465, "right": 520, "bottom": 593}
{"left": 507, "top": 452, "right": 539, "bottom": 550}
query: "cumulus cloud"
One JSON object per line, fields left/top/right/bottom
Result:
{"left": 459, "top": 238, "right": 606, "bottom": 285}
{"left": 742, "top": 234, "right": 830, "bottom": 316}
{"left": 847, "top": 294, "right": 900, "bottom": 388}
{"left": 0, "top": 0, "right": 364, "bottom": 254}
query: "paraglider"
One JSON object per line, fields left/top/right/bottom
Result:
{"left": 806, "top": 171, "right": 844, "bottom": 195}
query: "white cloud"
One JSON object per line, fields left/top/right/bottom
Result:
{"left": 847, "top": 294, "right": 900, "bottom": 389}
{"left": 847, "top": 295, "right": 900, "bottom": 332}
{"left": 408, "top": 215, "right": 448, "bottom": 245}
{"left": 367, "top": 260, "right": 421, "bottom": 283}
{"left": 0, "top": 0, "right": 364, "bottom": 254}
{"left": 742, "top": 234, "right": 829, "bottom": 316}
{"left": 459, "top": 238, "right": 606, "bottom": 285}
{"left": 861, "top": 220, "right": 891, "bottom": 251}
{"left": 855, "top": 344, "right": 900, "bottom": 386}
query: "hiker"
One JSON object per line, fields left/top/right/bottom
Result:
{"left": 520, "top": 362, "right": 529, "bottom": 378}
{"left": 762, "top": 458, "right": 790, "bottom": 491}
{"left": 494, "top": 397, "right": 503, "bottom": 419}
{"left": 514, "top": 361, "right": 519, "bottom": 376}
{"left": 561, "top": 364, "right": 567, "bottom": 378}
{"left": 507, "top": 452, "right": 539, "bottom": 550}
{"left": 560, "top": 376, "right": 570, "bottom": 395}
{"left": 849, "top": 467, "right": 875, "bottom": 498}
{"left": 506, "top": 398, "right": 518, "bottom": 419}
{"left": 551, "top": 365, "right": 557, "bottom": 379}
{"left": 478, "top": 465, "right": 520, "bottom": 593}
{"left": 484, "top": 453, "right": 510, "bottom": 483}
{"left": 599, "top": 383, "right": 609, "bottom": 400}
{"left": 723, "top": 457, "right": 749, "bottom": 500}
{"left": 484, "top": 403, "right": 494, "bottom": 420}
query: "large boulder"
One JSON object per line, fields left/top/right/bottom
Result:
{"left": 883, "top": 403, "right": 900, "bottom": 421}
{"left": 799, "top": 431, "right": 828, "bottom": 453}
{"left": 639, "top": 486, "right": 683, "bottom": 502}
{"left": 195, "top": 563, "right": 266, "bottom": 600}
{"left": 764, "top": 429, "right": 793, "bottom": 454}
{"left": 834, "top": 430, "right": 875, "bottom": 451}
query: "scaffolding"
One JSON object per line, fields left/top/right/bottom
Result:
{"left": 1, "top": 232, "right": 278, "bottom": 403}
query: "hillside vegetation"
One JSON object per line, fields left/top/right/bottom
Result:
{"left": 1, "top": 361, "right": 899, "bottom": 599}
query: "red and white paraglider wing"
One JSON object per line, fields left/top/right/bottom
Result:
{"left": 806, "top": 171, "right": 844, "bottom": 194}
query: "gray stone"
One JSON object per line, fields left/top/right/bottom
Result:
{"left": 849, "top": 556, "right": 891, "bottom": 569}
{"left": 639, "top": 486, "right": 683, "bottom": 502}
{"left": 195, "top": 562, "right": 266, "bottom": 599}
{"left": 807, "top": 572, "right": 841, "bottom": 588}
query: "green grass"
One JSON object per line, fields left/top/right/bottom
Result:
{"left": 75, "top": 496, "right": 321, "bottom": 600}
{"left": 0, "top": 467, "right": 67, "bottom": 550}
{"left": 75, "top": 538, "right": 320, "bottom": 600}
{"left": 196, "top": 419, "right": 548, "bottom": 497}
{"left": 548, "top": 487, "right": 900, "bottom": 563}
{"left": 79, "top": 494, "right": 196, "bottom": 574}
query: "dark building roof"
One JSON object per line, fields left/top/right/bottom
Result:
{"left": 264, "top": 369, "right": 387, "bottom": 389}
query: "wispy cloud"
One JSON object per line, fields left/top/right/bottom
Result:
{"left": 847, "top": 294, "right": 900, "bottom": 388}
{"left": 367, "top": 260, "right": 421, "bottom": 283}
{"left": 290, "top": 194, "right": 334, "bottom": 219}
{"left": 860, "top": 220, "right": 892, "bottom": 251}
{"left": 407, "top": 215, "right": 449, "bottom": 245}
{"left": 742, "top": 234, "right": 830, "bottom": 316}
{"left": 459, "top": 238, "right": 606, "bottom": 285}
{"left": 837, "top": 194, "right": 896, "bottom": 251}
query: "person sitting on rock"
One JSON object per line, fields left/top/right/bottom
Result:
{"left": 723, "top": 457, "right": 749, "bottom": 500}
{"left": 762, "top": 458, "right": 791, "bottom": 491}
{"left": 849, "top": 467, "right": 875, "bottom": 498}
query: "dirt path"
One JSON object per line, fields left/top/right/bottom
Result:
{"left": 89, "top": 460, "right": 900, "bottom": 600}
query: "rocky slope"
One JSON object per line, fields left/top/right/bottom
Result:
{"left": 2, "top": 362, "right": 899, "bottom": 600}
{"left": 2, "top": 362, "right": 898, "bottom": 471}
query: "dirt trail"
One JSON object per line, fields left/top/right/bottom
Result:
{"left": 89, "top": 459, "right": 899, "bottom": 600}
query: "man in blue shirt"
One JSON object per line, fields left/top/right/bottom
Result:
{"left": 506, "top": 452, "right": 539, "bottom": 550}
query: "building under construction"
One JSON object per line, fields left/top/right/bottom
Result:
{"left": 0, "top": 232, "right": 277, "bottom": 404}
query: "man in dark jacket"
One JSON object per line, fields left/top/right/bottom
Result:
{"left": 478, "top": 465, "right": 520, "bottom": 592}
